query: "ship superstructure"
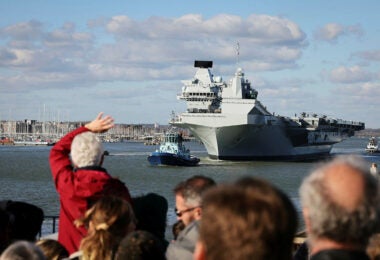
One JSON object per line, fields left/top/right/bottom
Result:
{"left": 171, "top": 61, "right": 365, "bottom": 161}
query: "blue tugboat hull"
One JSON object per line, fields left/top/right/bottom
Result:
{"left": 148, "top": 152, "right": 200, "bottom": 167}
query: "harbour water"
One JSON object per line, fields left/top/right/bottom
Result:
{"left": 1, "top": 136, "right": 379, "bottom": 237}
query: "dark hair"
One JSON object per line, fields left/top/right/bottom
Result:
{"left": 0, "top": 200, "right": 44, "bottom": 242}
{"left": 115, "top": 230, "right": 166, "bottom": 260}
{"left": 0, "top": 208, "right": 11, "bottom": 254}
{"left": 199, "top": 177, "right": 297, "bottom": 260}
{"left": 174, "top": 175, "right": 216, "bottom": 207}
{"left": 132, "top": 193, "right": 168, "bottom": 249}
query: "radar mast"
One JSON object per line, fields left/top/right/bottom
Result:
{"left": 235, "top": 42, "right": 240, "bottom": 65}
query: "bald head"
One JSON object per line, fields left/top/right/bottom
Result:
{"left": 324, "top": 163, "right": 365, "bottom": 211}
{"left": 300, "top": 155, "right": 379, "bottom": 248}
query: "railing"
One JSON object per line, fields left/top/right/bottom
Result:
{"left": 38, "top": 215, "right": 59, "bottom": 238}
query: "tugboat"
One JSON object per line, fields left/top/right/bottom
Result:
{"left": 147, "top": 131, "right": 200, "bottom": 166}
{"left": 365, "top": 137, "right": 379, "bottom": 153}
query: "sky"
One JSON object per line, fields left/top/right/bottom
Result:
{"left": 1, "top": 0, "right": 380, "bottom": 128}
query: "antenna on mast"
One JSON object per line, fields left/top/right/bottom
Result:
{"left": 235, "top": 42, "right": 240, "bottom": 65}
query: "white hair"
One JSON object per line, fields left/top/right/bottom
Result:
{"left": 71, "top": 132, "right": 104, "bottom": 168}
{"left": 0, "top": 241, "right": 45, "bottom": 260}
{"left": 300, "top": 155, "right": 379, "bottom": 247}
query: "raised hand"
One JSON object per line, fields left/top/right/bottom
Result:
{"left": 85, "top": 112, "right": 115, "bottom": 133}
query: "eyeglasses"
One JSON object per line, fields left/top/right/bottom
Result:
{"left": 175, "top": 206, "right": 199, "bottom": 217}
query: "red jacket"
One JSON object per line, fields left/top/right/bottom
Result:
{"left": 49, "top": 126, "right": 132, "bottom": 254}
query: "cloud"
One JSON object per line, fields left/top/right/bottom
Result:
{"left": 328, "top": 65, "right": 374, "bottom": 83}
{"left": 335, "top": 82, "right": 380, "bottom": 95}
{"left": 105, "top": 14, "right": 306, "bottom": 45}
{"left": 0, "top": 48, "right": 17, "bottom": 64}
{"left": 90, "top": 13, "right": 307, "bottom": 79}
{"left": 314, "top": 23, "right": 364, "bottom": 43}
{"left": 354, "top": 50, "right": 380, "bottom": 62}
{"left": 45, "top": 23, "right": 93, "bottom": 49}
{"left": 0, "top": 21, "right": 93, "bottom": 71}
{"left": 0, "top": 13, "right": 308, "bottom": 92}
{"left": 312, "top": 81, "right": 380, "bottom": 126}
{"left": 0, "top": 20, "right": 44, "bottom": 41}
{"left": 0, "top": 13, "right": 309, "bottom": 122}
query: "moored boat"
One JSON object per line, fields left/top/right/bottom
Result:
{"left": 147, "top": 131, "right": 200, "bottom": 166}
{"left": 0, "top": 137, "right": 14, "bottom": 145}
{"left": 365, "top": 137, "right": 379, "bottom": 153}
{"left": 13, "top": 140, "right": 55, "bottom": 146}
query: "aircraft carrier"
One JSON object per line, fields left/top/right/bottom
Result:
{"left": 170, "top": 60, "right": 365, "bottom": 161}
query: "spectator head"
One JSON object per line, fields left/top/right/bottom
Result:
{"left": 300, "top": 155, "right": 379, "bottom": 250}
{"left": 0, "top": 209, "right": 11, "bottom": 254}
{"left": 35, "top": 239, "right": 69, "bottom": 260}
{"left": 0, "top": 200, "right": 44, "bottom": 242}
{"left": 132, "top": 193, "right": 168, "bottom": 248}
{"left": 173, "top": 175, "right": 216, "bottom": 226}
{"left": 71, "top": 132, "right": 104, "bottom": 168}
{"left": 0, "top": 241, "right": 45, "bottom": 260}
{"left": 75, "top": 196, "right": 136, "bottom": 260}
{"left": 115, "top": 230, "right": 166, "bottom": 260}
{"left": 132, "top": 193, "right": 168, "bottom": 238}
{"left": 195, "top": 177, "right": 297, "bottom": 260}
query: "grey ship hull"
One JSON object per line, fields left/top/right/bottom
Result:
{"left": 175, "top": 121, "right": 333, "bottom": 161}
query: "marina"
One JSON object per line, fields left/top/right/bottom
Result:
{"left": 0, "top": 120, "right": 177, "bottom": 146}
{"left": 0, "top": 136, "right": 379, "bottom": 238}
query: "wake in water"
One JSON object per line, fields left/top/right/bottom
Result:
{"left": 107, "top": 152, "right": 151, "bottom": 156}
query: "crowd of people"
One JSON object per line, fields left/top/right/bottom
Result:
{"left": 1, "top": 112, "right": 380, "bottom": 260}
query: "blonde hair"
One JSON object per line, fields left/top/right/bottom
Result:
{"left": 75, "top": 196, "right": 135, "bottom": 260}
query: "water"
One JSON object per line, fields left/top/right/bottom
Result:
{"left": 1, "top": 137, "right": 379, "bottom": 236}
